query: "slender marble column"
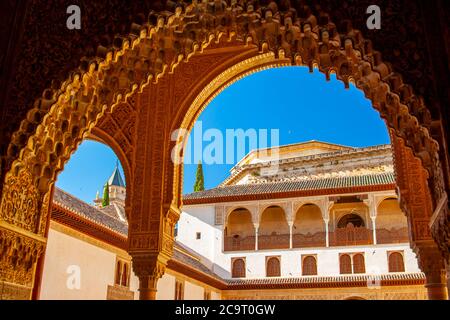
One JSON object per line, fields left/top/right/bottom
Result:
{"left": 254, "top": 225, "right": 259, "bottom": 251}
{"left": 288, "top": 222, "right": 294, "bottom": 249}
{"left": 371, "top": 216, "right": 377, "bottom": 245}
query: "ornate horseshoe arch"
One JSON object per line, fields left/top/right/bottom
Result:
{"left": 0, "top": 1, "right": 448, "bottom": 300}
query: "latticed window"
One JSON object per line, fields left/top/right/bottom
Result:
{"left": 231, "top": 258, "right": 246, "bottom": 278}
{"left": 353, "top": 254, "right": 365, "bottom": 274}
{"left": 302, "top": 256, "right": 317, "bottom": 276}
{"left": 266, "top": 257, "right": 281, "bottom": 277}
{"left": 388, "top": 252, "right": 405, "bottom": 272}
{"left": 215, "top": 206, "right": 224, "bottom": 225}
{"left": 175, "top": 280, "right": 184, "bottom": 300}
{"left": 339, "top": 254, "right": 352, "bottom": 274}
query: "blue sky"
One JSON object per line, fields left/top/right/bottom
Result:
{"left": 56, "top": 66, "right": 390, "bottom": 204}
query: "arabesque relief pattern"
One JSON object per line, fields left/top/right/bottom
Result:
{"left": 0, "top": 227, "right": 45, "bottom": 299}
{"left": 392, "top": 133, "right": 448, "bottom": 299}
{"left": 0, "top": 1, "right": 448, "bottom": 299}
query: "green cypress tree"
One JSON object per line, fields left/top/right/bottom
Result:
{"left": 102, "top": 182, "right": 110, "bottom": 207}
{"left": 193, "top": 161, "right": 205, "bottom": 192}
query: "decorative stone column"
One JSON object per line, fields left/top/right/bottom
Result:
{"left": 288, "top": 221, "right": 294, "bottom": 249}
{"left": 132, "top": 254, "right": 167, "bottom": 300}
{"left": 254, "top": 223, "right": 259, "bottom": 251}
{"left": 250, "top": 205, "right": 260, "bottom": 251}
{"left": 364, "top": 196, "right": 377, "bottom": 245}
{"left": 319, "top": 199, "right": 332, "bottom": 248}
{"left": 324, "top": 219, "right": 330, "bottom": 247}
{"left": 415, "top": 243, "right": 449, "bottom": 300}
{"left": 371, "top": 216, "right": 377, "bottom": 245}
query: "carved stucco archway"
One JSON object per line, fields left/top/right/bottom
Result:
{"left": 0, "top": 2, "right": 448, "bottom": 300}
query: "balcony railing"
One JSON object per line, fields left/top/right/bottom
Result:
{"left": 224, "top": 235, "right": 255, "bottom": 251}
{"left": 330, "top": 225, "right": 373, "bottom": 246}
{"left": 376, "top": 227, "right": 409, "bottom": 244}
{"left": 258, "top": 234, "right": 290, "bottom": 250}
{"left": 293, "top": 232, "right": 326, "bottom": 248}
{"left": 224, "top": 226, "right": 410, "bottom": 251}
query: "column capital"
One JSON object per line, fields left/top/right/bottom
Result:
{"left": 131, "top": 253, "right": 167, "bottom": 300}
{"left": 413, "top": 242, "right": 448, "bottom": 300}
{"left": 320, "top": 199, "right": 333, "bottom": 221}
{"left": 414, "top": 243, "right": 446, "bottom": 279}
{"left": 363, "top": 197, "right": 377, "bottom": 218}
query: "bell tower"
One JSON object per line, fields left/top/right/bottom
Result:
{"left": 94, "top": 161, "right": 126, "bottom": 207}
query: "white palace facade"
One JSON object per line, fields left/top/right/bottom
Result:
{"left": 39, "top": 141, "right": 427, "bottom": 300}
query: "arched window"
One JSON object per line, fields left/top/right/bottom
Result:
{"left": 121, "top": 263, "right": 128, "bottom": 287}
{"left": 302, "top": 256, "right": 317, "bottom": 276}
{"left": 337, "top": 214, "right": 365, "bottom": 228}
{"left": 175, "top": 280, "right": 184, "bottom": 300}
{"left": 353, "top": 254, "right": 365, "bottom": 274}
{"left": 266, "top": 257, "right": 281, "bottom": 277}
{"left": 231, "top": 258, "right": 246, "bottom": 278}
{"left": 115, "top": 261, "right": 122, "bottom": 285}
{"left": 339, "top": 254, "right": 352, "bottom": 274}
{"left": 388, "top": 252, "right": 405, "bottom": 272}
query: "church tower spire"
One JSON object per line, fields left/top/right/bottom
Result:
{"left": 94, "top": 161, "right": 126, "bottom": 207}
{"left": 108, "top": 160, "right": 126, "bottom": 187}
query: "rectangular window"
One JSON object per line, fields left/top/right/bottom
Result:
{"left": 196, "top": 232, "right": 201, "bottom": 240}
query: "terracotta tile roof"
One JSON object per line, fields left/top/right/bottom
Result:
{"left": 184, "top": 172, "right": 396, "bottom": 203}
{"left": 171, "top": 244, "right": 225, "bottom": 283}
{"left": 226, "top": 272, "right": 426, "bottom": 289}
{"left": 98, "top": 204, "right": 127, "bottom": 222}
{"left": 53, "top": 188, "right": 128, "bottom": 236}
{"left": 51, "top": 188, "right": 224, "bottom": 284}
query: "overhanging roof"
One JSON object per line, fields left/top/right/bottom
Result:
{"left": 184, "top": 172, "right": 396, "bottom": 205}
